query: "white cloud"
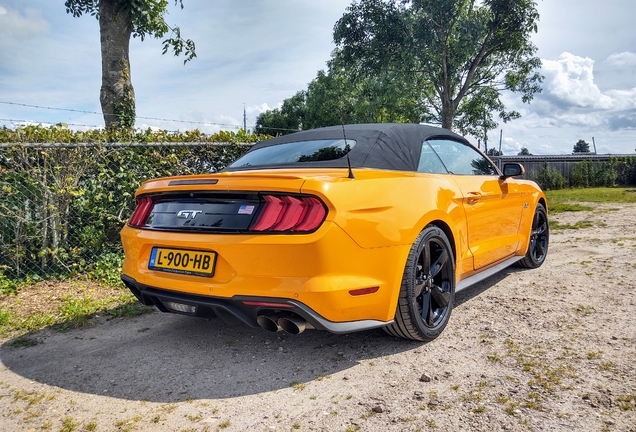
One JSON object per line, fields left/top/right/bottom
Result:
{"left": 525, "top": 52, "right": 636, "bottom": 133}
{"left": 542, "top": 52, "right": 612, "bottom": 109}
{"left": 0, "top": 5, "right": 50, "bottom": 41}
{"left": 247, "top": 103, "right": 280, "bottom": 115}
{"left": 605, "top": 51, "right": 636, "bottom": 67}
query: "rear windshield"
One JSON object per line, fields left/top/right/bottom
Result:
{"left": 228, "top": 139, "right": 356, "bottom": 169}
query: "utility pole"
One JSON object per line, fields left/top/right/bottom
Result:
{"left": 243, "top": 103, "right": 247, "bottom": 132}
{"left": 498, "top": 129, "right": 503, "bottom": 155}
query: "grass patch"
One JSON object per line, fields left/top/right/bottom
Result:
{"left": 550, "top": 220, "right": 596, "bottom": 230}
{"left": 549, "top": 202, "right": 594, "bottom": 213}
{"left": 0, "top": 286, "right": 153, "bottom": 338}
{"left": 9, "top": 337, "right": 40, "bottom": 348}
{"left": 546, "top": 187, "right": 636, "bottom": 213}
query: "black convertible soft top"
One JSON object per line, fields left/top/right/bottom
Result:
{"left": 224, "top": 123, "right": 471, "bottom": 172}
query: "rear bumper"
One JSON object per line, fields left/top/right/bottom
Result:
{"left": 120, "top": 221, "right": 410, "bottom": 323}
{"left": 121, "top": 274, "right": 392, "bottom": 334}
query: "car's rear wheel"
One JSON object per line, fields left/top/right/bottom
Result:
{"left": 516, "top": 203, "right": 549, "bottom": 269}
{"left": 384, "top": 225, "right": 455, "bottom": 341}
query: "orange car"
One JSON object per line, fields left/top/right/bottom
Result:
{"left": 120, "top": 123, "right": 548, "bottom": 341}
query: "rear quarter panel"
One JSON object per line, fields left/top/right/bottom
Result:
{"left": 300, "top": 169, "right": 471, "bottom": 273}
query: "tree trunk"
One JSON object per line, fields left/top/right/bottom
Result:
{"left": 440, "top": 104, "right": 455, "bottom": 131}
{"left": 99, "top": 0, "right": 135, "bottom": 129}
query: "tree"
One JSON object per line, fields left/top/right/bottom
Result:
{"left": 487, "top": 148, "right": 503, "bottom": 156}
{"left": 573, "top": 139, "right": 590, "bottom": 153}
{"left": 256, "top": 55, "right": 424, "bottom": 134}
{"left": 333, "top": 0, "right": 543, "bottom": 138}
{"left": 518, "top": 147, "right": 532, "bottom": 155}
{"left": 65, "top": 0, "right": 196, "bottom": 129}
{"left": 254, "top": 91, "right": 307, "bottom": 136}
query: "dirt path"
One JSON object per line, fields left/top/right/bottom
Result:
{"left": 1, "top": 204, "right": 635, "bottom": 432}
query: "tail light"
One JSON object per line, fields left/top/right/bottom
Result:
{"left": 249, "top": 194, "right": 327, "bottom": 233}
{"left": 128, "top": 196, "right": 154, "bottom": 228}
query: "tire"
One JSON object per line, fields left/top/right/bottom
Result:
{"left": 516, "top": 203, "right": 549, "bottom": 269}
{"left": 384, "top": 225, "right": 455, "bottom": 341}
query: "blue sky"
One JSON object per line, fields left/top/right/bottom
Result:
{"left": 0, "top": 0, "right": 635, "bottom": 155}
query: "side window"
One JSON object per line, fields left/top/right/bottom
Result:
{"left": 418, "top": 141, "right": 448, "bottom": 174}
{"left": 427, "top": 139, "right": 498, "bottom": 176}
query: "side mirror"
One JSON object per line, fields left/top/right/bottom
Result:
{"left": 501, "top": 163, "right": 525, "bottom": 178}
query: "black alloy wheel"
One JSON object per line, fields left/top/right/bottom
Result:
{"left": 516, "top": 203, "right": 549, "bottom": 269}
{"left": 385, "top": 225, "right": 455, "bottom": 341}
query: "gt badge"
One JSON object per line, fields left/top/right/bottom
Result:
{"left": 177, "top": 210, "right": 203, "bottom": 219}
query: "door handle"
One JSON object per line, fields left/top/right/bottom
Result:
{"left": 466, "top": 192, "right": 481, "bottom": 204}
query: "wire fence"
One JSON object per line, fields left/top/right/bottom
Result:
{"left": 0, "top": 142, "right": 252, "bottom": 283}
{"left": 3, "top": 140, "right": 635, "bottom": 284}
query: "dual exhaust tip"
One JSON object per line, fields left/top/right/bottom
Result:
{"left": 257, "top": 313, "right": 306, "bottom": 335}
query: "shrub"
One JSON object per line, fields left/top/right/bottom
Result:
{"left": 535, "top": 163, "right": 566, "bottom": 190}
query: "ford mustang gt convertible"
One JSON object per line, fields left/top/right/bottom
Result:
{"left": 120, "top": 123, "right": 548, "bottom": 341}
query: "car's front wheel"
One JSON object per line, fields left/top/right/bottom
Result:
{"left": 516, "top": 203, "right": 549, "bottom": 269}
{"left": 384, "top": 225, "right": 455, "bottom": 341}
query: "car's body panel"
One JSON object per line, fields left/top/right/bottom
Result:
{"left": 120, "top": 123, "right": 547, "bottom": 338}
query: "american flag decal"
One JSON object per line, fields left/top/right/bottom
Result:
{"left": 238, "top": 204, "right": 255, "bottom": 215}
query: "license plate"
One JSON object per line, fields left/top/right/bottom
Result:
{"left": 148, "top": 247, "right": 216, "bottom": 277}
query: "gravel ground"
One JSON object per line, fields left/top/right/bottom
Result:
{"left": 1, "top": 204, "right": 635, "bottom": 432}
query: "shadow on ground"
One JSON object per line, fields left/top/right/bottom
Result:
{"left": 0, "top": 268, "right": 518, "bottom": 403}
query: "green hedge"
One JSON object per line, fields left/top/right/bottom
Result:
{"left": 0, "top": 125, "right": 266, "bottom": 287}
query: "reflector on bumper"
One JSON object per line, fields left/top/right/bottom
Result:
{"left": 163, "top": 301, "right": 197, "bottom": 314}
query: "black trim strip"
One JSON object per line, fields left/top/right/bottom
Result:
{"left": 168, "top": 179, "right": 219, "bottom": 186}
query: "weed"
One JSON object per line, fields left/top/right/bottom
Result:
{"left": 487, "top": 352, "right": 501, "bottom": 362}
{"left": 55, "top": 296, "right": 105, "bottom": 329}
{"left": 505, "top": 401, "right": 520, "bottom": 415}
{"left": 60, "top": 417, "right": 79, "bottom": 432}
{"left": 575, "top": 305, "right": 595, "bottom": 315}
{"left": 523, "top": 392, "right": 542, "bottom": 410}
{"left": 0, "top": 308, "right": 12, "bottom": 326}
{"left": 109, "top": 300, "right": 154, "bottom": 318}
{"left": 218, "top": 420, "right": 231, "bottom": 429}
{"left": 13, "top": 389, "right": 46, "bottom": 406}
{"left": 290, "top": 381, "right": 306, "bottom": 391}
{"left": 292, "top": 423, "right": 301, "bottom": 429}
{"left": 599, "top": 361, "right": 619, "bottom": 374}
{"left": 618, "top": 395, "right": 634, "bottom": 410}
{"left": 9, "top": 337, "right": 39, "bottom": 348}
{"left": 360, "top": 411, "right": 376, "bottom": 420}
